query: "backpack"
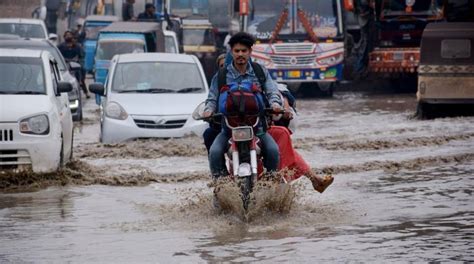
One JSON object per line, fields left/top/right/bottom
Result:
{"left": 217, "top": 63, "right": 268, "bottom": 127}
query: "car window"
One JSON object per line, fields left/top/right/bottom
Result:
{"left": 165, "top": 35, "right": 177, "bottom": 53}
{"left": 0, "top": 23, "right": 46, "bottom": 39}
{"left": 0, "top": 57, "right": 46, "bottom": 94}
{"left": 95, "top": 40, "right": 145, "bottom": 60}
{"left": 112, "top": 61, "right": 205, "bottom": 93}
{"left": 441, "top": 39, "right": 471, "bottom": 59}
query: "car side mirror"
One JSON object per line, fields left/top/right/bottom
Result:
{"left": 89, "top": 82, "right": 105, "bottom": 96}
{"left": 57, "top": 81, "right": 73, "bottom": 94}
{"left": 69, "top": 61, "right": 81, "bottom": 71}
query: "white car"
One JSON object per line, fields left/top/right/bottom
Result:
{"left": 89, "top": 53, "right": 209, "bottom": 143}
{"left": 0, "top": 18, "right": 57, "bottom": 42}
{"left": 0, "top": 49, "right": 74, "bottom": 173}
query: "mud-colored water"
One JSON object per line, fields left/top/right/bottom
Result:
{"left": 0, "top": 91, "right": 473, "bottom": 262}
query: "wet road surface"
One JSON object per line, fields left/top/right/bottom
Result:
{"left": 1, "top": 91, "right": 473, "bottom": 262}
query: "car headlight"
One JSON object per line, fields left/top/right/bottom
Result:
{"left": 105, "top": 102, "right": 128, "bottom": 120}
{"left": 252, "top": 56, "right": 271, "bottom": 66}
{"left": 317, "top": 53, "right": 343, "bottom": 66}
{"left": 19, "top": 114, "right": 49, "bottom": 135}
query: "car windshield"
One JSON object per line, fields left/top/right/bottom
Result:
{"left": 183, "top": 28, "right": 215, "bottom": 46}
{"left": 0, "top": 57, "right": 46, "bottom": 94}
{"left": 112, "top": 62, "right": 205, "bottom": 93}
{"left": 95, "top": 40, "right": 145, "bottom": 60}
{"left": 383, "top": 0, "right": 443, "bottom": 16}
{"left": 0, "top": 23, "right": 46, "bottom": 39}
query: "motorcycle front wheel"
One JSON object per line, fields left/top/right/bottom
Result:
{"left": 239, "top": 175, "right": 255, "bottom": 211}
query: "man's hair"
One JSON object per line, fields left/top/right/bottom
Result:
{"left": 145, "top": 3, "right": 155, "bottom": 9}
{"left": 228, "top": 32, "right": 255, "bottom": 49}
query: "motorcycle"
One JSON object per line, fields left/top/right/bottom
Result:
{"left": 193, "top": 102, "right": 285, "bottom": 211}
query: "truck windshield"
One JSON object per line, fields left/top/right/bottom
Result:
{"left": 0, "top": 57, "right": 45, "bottom": 95}
{"left": 248, "top": 0, "right": 342, "bottom": 40}
{"left": 382, "top": 0, "right": 443, "bottom": 16}
{"left": 170, "top": 0, "right": 209, "bottom": 17}
{"left": 182, "top": 28, "right": 215, "bottom": 46}
{"left": 95, "top": 40, "right": 145, "bottom": 60}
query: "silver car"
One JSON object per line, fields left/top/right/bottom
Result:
{"left": 89, "top": 53, "right": 209, "bottom": 143}
{"left": 0, "top": 39, "right": 84, "bottom": 121}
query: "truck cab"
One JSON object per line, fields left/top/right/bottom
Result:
{"left": 181, "top": 18, "right": 217, "bottom": 83}
{"left": 83, "top": 15, "right": 119, "bottom": 74}
{"left": 94, "top": 22, "right": 166, "bottom": 104}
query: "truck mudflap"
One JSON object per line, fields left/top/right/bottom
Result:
{"left": 369, "top": 47, "right": 420, "bottom": 73}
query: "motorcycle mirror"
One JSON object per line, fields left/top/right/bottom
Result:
{"left": 192, "top": 101, "right": 206, "bottom": 120}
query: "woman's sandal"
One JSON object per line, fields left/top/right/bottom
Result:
{"left": 311, "top": 175, "right": 334, "bottom": 193}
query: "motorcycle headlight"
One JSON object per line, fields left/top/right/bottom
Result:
{"left": 19, "top": 114, "right": 49, "bottom": 135}
{"left": 232, "top": 126, "right": 253, "bottom": 142}
{"left": 105, "top": 102, "right": 128, "bottom": 120}
{"left": 317, "top": 53, "right": 343, "bottom": 66}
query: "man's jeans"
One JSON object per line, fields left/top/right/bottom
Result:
{"left": 208, "top": 131, "right": 280, "bottom": 178}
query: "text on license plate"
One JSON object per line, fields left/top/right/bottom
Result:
{"left": 288, "top": 71, "right": 301, "bottom": 78}
{"left": 393, "top": 53, "right": 404, "bottom": 60}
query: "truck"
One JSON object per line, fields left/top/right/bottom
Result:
{"left": 344, "top": 0, "right": 445, "bottom": 90}
{"left": 232, "top": 0, "right": 346, "bottom": 96}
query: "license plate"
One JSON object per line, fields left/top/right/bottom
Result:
{"left": 393, "top": 53, "right": 404, "bottom": 61}
{"left": 288, "top": 71, "right": 301, "bottom": 78}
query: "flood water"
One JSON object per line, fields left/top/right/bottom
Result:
{"left": 1, "top": 90, "right": 473, "bottom": 262}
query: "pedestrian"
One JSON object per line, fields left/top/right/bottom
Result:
{"left": 45, "top": 0, "right": 61, "bottom": 34}
{"left": 122, "top": 0, "right": 136, "bottom": 21}
{"left": 137, "top": 3, "right": 158, "bottom": 21}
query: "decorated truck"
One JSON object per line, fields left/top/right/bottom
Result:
{"left": 369, "top": 0, "right": 444, "bottom": 75}
{"left": 232, "top": 0, "right": 346, "bottom": 96}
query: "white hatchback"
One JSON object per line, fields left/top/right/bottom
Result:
{"left": 89, "top": 53, "right": 209, "bottom": 143}
{"left": 0, "top": 18, "right": 57, "bottom": 42}
{"left": 0, "top": 49, "right": 74, "bottom": 173}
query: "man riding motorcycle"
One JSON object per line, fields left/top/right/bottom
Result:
{"left": 202, "top": 32, "right": 283, "bottom": 179}
{"left": 58, "top": 30, "right": 90, "bottom": 98}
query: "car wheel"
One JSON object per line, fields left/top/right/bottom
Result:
{"left": 69, "top": 132, "right": 74, "bottom": 161}
{"left": 59, "top": 138, "right": 65, "bottom": 168}
{"left": 99, "top": 123, "right": 104, "bottom": 143}
{"left": 416, "top": 102, "right": 431, "bottom": 119}
{"left": 78, "top": 104, "right": 83, "bottom": 121}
